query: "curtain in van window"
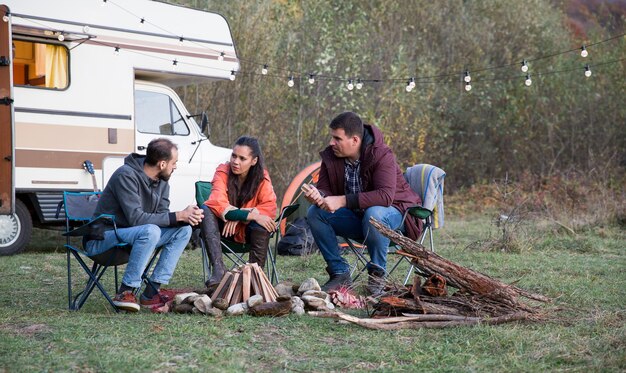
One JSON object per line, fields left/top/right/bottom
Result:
{"left": 45, "top": 44, "right": 67, "bottom": 89}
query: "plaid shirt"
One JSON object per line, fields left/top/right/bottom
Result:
{"left": 344, "top": 159, "right": 362, "bottom": 195}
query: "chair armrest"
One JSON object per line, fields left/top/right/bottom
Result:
{"left": 275, "top": 204, "right": 300, "bottom": 223}
{"left": 407, "top": 206, "right": 433, "bottom": 220}
{"left": 62, "top": 214, "right": 116, "bottom": 237}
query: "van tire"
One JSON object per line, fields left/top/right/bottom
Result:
{"left": 0, "top": 200, "right": 32, "bottom": 256}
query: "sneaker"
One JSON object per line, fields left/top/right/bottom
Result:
{"left": 112, "top": 290, "right": 140, "bottom": 312}
{"left": 140, "top": 292, "right": 171, "bottom": 308}
{"left": 321, "top": 272, "right": 353, "bottom": 292}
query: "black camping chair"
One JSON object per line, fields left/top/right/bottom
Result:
{"left": 59, "top": 191, "right": 160, "bottom": 312}
{"left": 195, "top": 181, "right": 299, "bottom": 284}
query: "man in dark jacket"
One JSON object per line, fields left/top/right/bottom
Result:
{"left": 86, "top": 138, "right": 203, "bottom": 312}
{"left": 304, "top": 112, "right": 421, "bottom": 294}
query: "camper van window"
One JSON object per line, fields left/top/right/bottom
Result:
{"left": 12, "top": 40, "right": 69, "bottom": 89}
{"left": 135, "top": 90, "right": 190, "bottom": 136}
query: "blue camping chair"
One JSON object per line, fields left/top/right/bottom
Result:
{"left": 59, "top": 191, "right": 160, "bottom": 311}
{"left": 195, "top": 181, "right": 299, "bottom": 285}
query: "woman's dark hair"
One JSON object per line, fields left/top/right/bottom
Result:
{"left": 228, "top": 136, "right": 266, "bottom": 207}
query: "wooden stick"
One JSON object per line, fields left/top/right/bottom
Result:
{"left": 213, "top": 272, "right": 232, "bottom": 300}
{"left": 225, "top": 271, "right": 240, "bottom": 305}
{"left": 242, "top": 265, "right": 251, "bottom": 302}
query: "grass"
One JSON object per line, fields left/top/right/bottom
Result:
{"left": 0, "top": 216, "right": 625, "bottom": 372}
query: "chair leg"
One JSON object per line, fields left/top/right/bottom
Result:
{"left": 67, "top": 250, "right": 73, "bottom": 311}
{"left": 69, "top": 251, "right": 119, "bottom": 312}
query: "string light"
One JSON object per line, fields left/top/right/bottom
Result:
{"left": 218, "top": 52, "right": 224, "bottom": 61}
{"left": 584, "top": 64, "right": 592, "bottom": 77}
{"left": 580, "top": 45, "right": 588, "bottom": 58}
{"left": 261, "top": 64, "right": 268, "bottom": 75}
{"left": 408, "top": 77, "right": 416, "bottom": 89}
{"left": 465, "top": 81, "right": 472, "bottom": 91}
{"left": 464, "top": 70, "right": 471, "bottom": 83}
{"left": 347, "top": 80, "right": 354, "bottom": 91}
{"left": 521, "top": 60, "right": 528, "bottom": 72}
{"left": 405, "top": 81, "right": 413, "bottom": 92}
{"left": 2, "top": 13, "right": 9, "bottom": 23}
{"left": 179, "top": 36, "right": 184, "bottom": 45}
{"left": 524, "top": 74, "right": 532, "bottom": 86}
{"left": 308, "top": 74, "right": 315, "bottom": 84}
{"left": 287, "top": 76, "right": 294, "bottom": 87}
{"left": 172, "top": 59, "right": 178, "bottom": 70}
{"left": 229, "top": 70, "right": 236, "bottom": 81}
{"left": 114, "top": 46, "right": 120, "bottom": 56}
{"left": 139, "top": 17, "right": 145, "bottom": 26}
{"left": 356, "top": 78, "right": 363, "bottom": 90}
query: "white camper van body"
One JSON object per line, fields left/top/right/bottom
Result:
{"left": 0, "top": 0, "right": 239, "bottom": 255}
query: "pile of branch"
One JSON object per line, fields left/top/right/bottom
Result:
{"left": 313, "top": 218, "right": 552, "bottom": 329}
{"left": 212, "top": 263, "right": 278, "bottom": 306}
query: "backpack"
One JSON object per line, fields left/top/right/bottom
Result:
{"left": 277, "top": 217, "right": 318, "bottom": 256}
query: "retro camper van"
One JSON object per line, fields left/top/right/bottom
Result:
{"left": 0, "top": 0, "right": 239, "bottom": 255}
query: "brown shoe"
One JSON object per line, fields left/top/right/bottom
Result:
{"left": 140, "top": 292, "right": 171, "bottom": 308}
{"left": 113, "top": 291, "right": 140, "bottom": 312}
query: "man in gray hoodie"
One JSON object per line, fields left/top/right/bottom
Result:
{"left": 86, "top": 138, "right": 203, "bottom": 312}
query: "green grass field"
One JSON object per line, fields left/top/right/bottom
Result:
{"left": 0, "top": 216, "right": 624, "bottom": 372}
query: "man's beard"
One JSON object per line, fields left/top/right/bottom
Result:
{"left": 158, "top": 170, "right": 172, "bottom": 181}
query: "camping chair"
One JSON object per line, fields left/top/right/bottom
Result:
{"left": 387, "top": 164, "right": 446, "bottom": 284}
{"left": 341, "top": 164, "right": 445, "bottom": 284}
{"left": 59, "top": 191, "right": 160, "bottom": 312}
{"left": 195, "top": 181, "right": 299, "bottom": 285}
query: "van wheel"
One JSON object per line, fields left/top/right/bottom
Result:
{"left": 0, "top": 200, "right": 33, "bottom": 256}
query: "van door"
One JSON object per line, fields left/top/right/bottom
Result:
{"left": 134, "top": 84, "right": 202, "bottom": 211}
{"left": 0, "top": 5, "right": 14, "bottom": 215}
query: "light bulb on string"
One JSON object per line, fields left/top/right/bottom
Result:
{"left": 465, "top": 81, "right": 472, "bottom": 91}
{"left": 405, "top": 81, "right": 413, "bottom": 92}
{"left": 464, "top": 70, "right": 471, "bottom": 83}
{"left": 229, "top": 70, "right": 236, "bottom": 81}
{"left": 287, "top": 76, "right": 294, "bottom": 87}
{"left": 347, "top": 80, "right": 354, "bottom": 91}
{"left": 261, "top": 64, "right": 268, "bottom": 75}
{"left": 524, "top": 74, "right": 532, "bottom": 86}
{"left": 218, "top": 52, "right": 224, "bottom": 61}
{"left": 580, "top": 45, "right": 588, "bottom": 58}
{"left": 172, "top": 59, "right": 178, "bottom": 70}
{"left": 356, "top": 78, "right": 363, "bottom": 90}
{"left": 114, "top": 46, "right": 120, "bottom": 56}
{"left": 584, "top": 64, "right": 592, "bottom": 77}
{"left": 179, "top": 36, "right": 184, "bottom": 46}
{"left": 139, "top": 18, "right": 145, "bottom": 27}
{"left": 409, "top": 77, "right": 416, "bottom": 89}
{"left": 2, "top": 13, "right": 9, "bottom": 23}
{"left": 521, "top": 60, "right": 528, "bottom": 72}
{"left": 308, "top": 74, "right": 315, "bottom": 84}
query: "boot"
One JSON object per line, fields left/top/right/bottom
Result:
{"left": 200, "top": 211, "right": 226, "bottom": 289}
{"left": 366, "top": 267, "right": 387, "bottom": 296}
{"left": 321, "top": 267, "right": 352, "bottom": 292}
{"left": 247, "top": 227, "right": 271, "bottom": 269}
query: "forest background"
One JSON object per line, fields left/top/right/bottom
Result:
{"left": 168, "top": 0, "right": 624, "bottom": 224}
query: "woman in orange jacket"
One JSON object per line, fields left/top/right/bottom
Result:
{"left": 201, "top": 136, "right": 277, "bottom": 289}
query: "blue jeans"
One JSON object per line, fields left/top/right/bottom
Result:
{"left": 85, "top": 224, "right": 192, "bottom": 289}
{"left": 306, "top": 205, "right": 404, "bottom": 275}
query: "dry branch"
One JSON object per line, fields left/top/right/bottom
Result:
{"left": 370, "top": 218, "right": 550, "bottom": 311}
